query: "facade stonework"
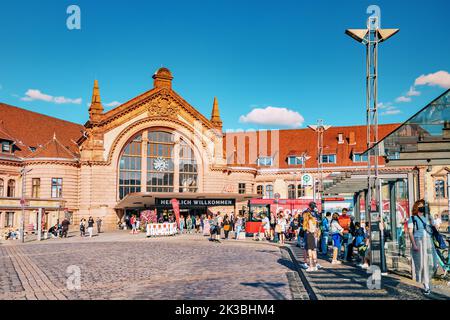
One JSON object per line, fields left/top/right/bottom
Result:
{"left": 2, "top": 67, "right": 432, "bottom": 235}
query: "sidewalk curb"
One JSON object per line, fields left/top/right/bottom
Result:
{"left": 284, "top": 246, "right": 319, "bottom": 300}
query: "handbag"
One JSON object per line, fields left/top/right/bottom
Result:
{"left": 224, "top": 224, "right": 231, "bottom": 231}
{"left": 275, "top": 224, "right": 282, "bottom": 233}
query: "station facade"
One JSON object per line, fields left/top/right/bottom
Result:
{"left": 1, "top": 67, "right": 416, "bottom": 233}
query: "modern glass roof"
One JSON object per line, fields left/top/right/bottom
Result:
{"left": 366, "top": 89, "right": 450, "bottom": 160}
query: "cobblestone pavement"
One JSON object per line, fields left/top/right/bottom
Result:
{"left": 0, "top": 232, "right": 308, "bottom": 300}
{"left": 287, "top": 243, "right": 450, "bottom": 300}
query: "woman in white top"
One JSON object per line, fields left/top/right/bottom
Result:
{"left": 276, "top": 213, "right": 286, "bottom": 244}
{"left": 330, "top": 213, "right": 344, "bottom": 264}
{"left": 407, "top": 200, "right": 436, "bottom": 295}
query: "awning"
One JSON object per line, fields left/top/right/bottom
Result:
{"left": 115, "top": 192, "right": 260, "bottom": 209}
{"left": 323, "top": 171, "right": 408, "bottom": 195}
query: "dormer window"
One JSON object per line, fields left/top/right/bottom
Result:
{"left": 338, "top": 133, "right": 344, "bottom": 144}
{"left": 1, "top": 141, "right": 11, "bottom": 153}
{"left": 257, "top": 156, "right": 273, "bottom": 166}
{"left": 29, "top": 146, "right": 36, "bottom": 152}
{"left": 287, "top": 156, "right": 304, "bottom": 165}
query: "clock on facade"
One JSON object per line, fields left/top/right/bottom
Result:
{"left": 153, "top": 157, "right": 169, "bottom": 172}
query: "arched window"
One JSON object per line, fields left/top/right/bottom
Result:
{"left": 288, "top": 184, "right": 295, "bottom": 199}
{"left": 265, "top": 185, "right": 273, "bottom": 199}
{"left": 119, "top": 134, "right": 142, "bottom": 199}
{"left": 256, "top": 185, "right": 263, "bottom": 196}
{"left": 118, "top": 130, "right": 199, "bottom": 199}
{"left": 297, "top": 184, "right": 305, "bottom": 198}
{"left": 435, "top": 180, "right": 446, "bottom": 199}
{"left": 0, "top": 179, "right": 3, "bottom": 197}
{"left": 179, "top": 139, "right": 198, "bottom": 193}
{"left": 147, "top": 131, "right": 174, "bottom": 193}
{"left": 7, "top": 179, "right": 15, "bottom": 198}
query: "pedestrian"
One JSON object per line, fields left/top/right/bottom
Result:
{"left": 87, "top": 216, "right": 94, "bottom": 238}
{"left": 303, "top": 204, "right": 320, "bottom": 272}
{"left": 179, "top": 215, "right": 185, "bottom": 234}
{"left": 80, "top": 218, "right": 86, "bottom": 237}
{"left": 208, "top": 214, "right": 216, "bottom": 241}
{"left": 216, "top": 212, "right": 223, "bottom": 241}
{"left": 270, "top": 212, "right": 276, "bottom": 241}
{"left": 407, "top": 199, "right": 437, "bottom": 295}
{"left": 275, "top": 212, "right": 286, "bottom": 244}
{"left": 235, "top": 214, "right": 243, "bottom": 239}
{"left": 96, "top": 217, "right": 102, "bottom": 234}
{"left": 321, "top": 212, "right": 331, "bottom": 256}
{"left": 338, "top": 208, "right": 352, "bottom": 261}
{"left": 195, "top": 216, "right": 201, "bottom": 233}
{"left": 61, "top": 218, "right": 70, "bottom": 238}
{"left": 261, "top": 214, "right": 271, "bottom": 240}
{"left": 203, "top": 214, "right": 210, "bottom": 236}
{"left": 130, "top": 215, "right": 137, "bottom": 234}
{"left": 222, "top": 214, "right": 231, "bottom": 239}
{"left": 330, "top": 212, "right": 344, "bottom": 264}
{"left": 136, "top": 216, "right": 140, "bottom": 231}
{"left": 186, "top": 214, "right": 193, "bottom": 234}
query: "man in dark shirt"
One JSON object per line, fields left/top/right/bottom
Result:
{"left": 61, "top": 218, "right": 70, "bottom": 238}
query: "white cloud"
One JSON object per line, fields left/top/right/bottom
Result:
{"left": 381, "top": 109, "right": 401, "bottom": 116}
{"left": 414, "top": 70, "right": 450, "bottom": 89}
{"left": 105, "top": 101, "right": 121, "bottom": 108}
{"left": 395, "top": 96, "right": 412, "bottom": 103}
{"left": 20, "top": 89, "right": 82, "bottom": 105}
{"left": 377, "top": 102, "right": 393, "bottom": 109}
{"left": 239, "top": 106, "right": 304, "bottom": 128}
{"left": 407, "top": 86, "right": 421, "bottom": 97}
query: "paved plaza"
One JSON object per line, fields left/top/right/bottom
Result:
{"left": 0, "top": 232, "right": 307, "bottom": 300}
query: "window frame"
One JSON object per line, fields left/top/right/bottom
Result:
{"left": 287, "top": 156, "right": 304, "bottom": 166}
{"left": 51, "top": 178, "right": 63, "bottom": 198}
{"left": 352, "top": 153, "right": 368, "bottom": 163}
{"left": 257, "top": 156, "right": 273, "bottom": 166}
{"left": 7, "top": 179, "right": 15, "bottom": 198}
{"left": 321, "top": 154, "right": 337, "bottom": 164}
{"left": 32, "top": 178, "right": 41, "bottom": 198}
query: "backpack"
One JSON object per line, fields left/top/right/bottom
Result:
{"left": 413, "top": 216, "right": 447, "bottom": 249}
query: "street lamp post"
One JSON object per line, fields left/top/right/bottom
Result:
{"left": 346, "top": 8, "right": 398, "bottom": 272}
{"left": 309, "top": 120, "right": 331, "bottom": 205}
{"left": 20, "top": 167, "right": 32, "bottom": 243}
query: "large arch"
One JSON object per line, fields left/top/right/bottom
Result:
{"left": 112, "top": 120, "right": 211, "bottom": 200}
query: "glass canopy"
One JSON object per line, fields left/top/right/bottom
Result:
{"left": 366, "top": 89, "right": 450, "bottom": 160}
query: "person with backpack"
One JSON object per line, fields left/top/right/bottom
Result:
{"left": 407, "top": 199, "right": 437, "bottom": 296}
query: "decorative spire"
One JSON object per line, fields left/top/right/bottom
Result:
{"left": 89, "top": 79, "right": 103, "bottom": 121}
{"left": 210, "top": 97, "right": 222, "bottom": 128}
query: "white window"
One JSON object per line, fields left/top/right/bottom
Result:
{"left": 353, "top": 153, "right": 368, "bottom": 162}
{"left": 338, "top": 133, "right": 344, "bottom": 144}
{"left": 257, "top": 157, "right": 273, "bottom": 166}
{"left": 321, "top": 154, "right": 336, "bottom": 164}
{"left": 287, "top": 156, "right": 304, "bottom": 165}
{"left": 1, "top": 141, "right": 11, "bottom": 153}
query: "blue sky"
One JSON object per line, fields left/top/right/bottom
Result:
{"left": 0, "top": 0, "right": 449, "bottom": 130}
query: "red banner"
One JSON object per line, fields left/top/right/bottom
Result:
{"left": 170, "top": 198, "right": 180, "bottom": 228}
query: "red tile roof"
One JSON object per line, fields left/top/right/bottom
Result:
{"left": 0, "top": 103, "right": 84, "bottom": 158}
{"left": 224, "top": 124, "right": 400, "bottom": 169}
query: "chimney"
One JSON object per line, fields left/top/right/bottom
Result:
{"left": 349, "top": 131, "right": 356, "bottom": 145}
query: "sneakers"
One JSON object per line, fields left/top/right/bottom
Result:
{"left": 358, "top": 263, "right": 369, "bottom": 269}
{"left": 423, "top": 287, "right": 431, "bottom": 295}
{"left": 300, "top": 263, "right": 309, "bottom": 269}
{"left": 306, "top": 266, "right": 318, "bottom": 272}
{"left": 331, "top": 260, "right": 342, "bottom": 265}
{"left": 316, "top": 263, "right": 323, "bottom": 269}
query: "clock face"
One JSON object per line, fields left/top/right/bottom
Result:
{"left": 153, "top": 157, "right": 168, "bottom": 172}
